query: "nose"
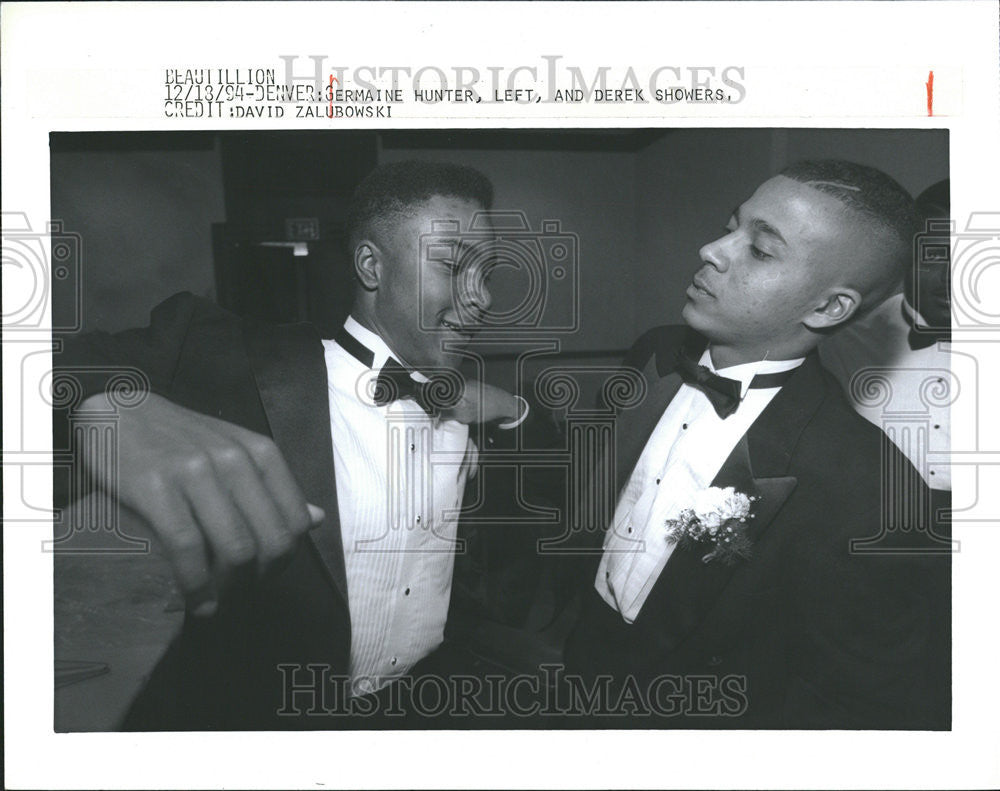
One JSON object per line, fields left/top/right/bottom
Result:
{"left": 698, "top": 233, "right": 732, "bottom": 273}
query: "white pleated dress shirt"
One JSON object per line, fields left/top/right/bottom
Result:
{"left": 321, "top": 317, "right": 472, "bottom": 695}
{"left": 595, "top": 349, "right": 804, "bottom": 623}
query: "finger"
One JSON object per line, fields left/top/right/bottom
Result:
{"left": 180, "top": 449, "right": 260, "bottom": 571}
{"left": 188, "top": 586, "right": 220, "bottom": 618}
{"left": 198, "top": 440, "right": 301, "bottom": 572}
{"left": 307, "top": 503, "right": 325, "bottom": 526}
{"left": 113, "top": 501, "right": 210, "bottom": 613}
{"left": 142, "top": 486, "right": 217, "bottom": 614}
{"left": 224, "top": 426, "right": 316, "bottom": 537}
{"left": 462, "top": 437, "right": 480, "bottom": 482}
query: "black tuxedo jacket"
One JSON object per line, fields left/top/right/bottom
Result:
{"left": 562, "top": 326, "right": 951, "bottom": 729}
{"left": 55, "top": 292, "right": 525, "bottom": 730}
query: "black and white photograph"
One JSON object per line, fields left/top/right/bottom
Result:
{"left": 3, "top": 2, "right": 999, "bottom": 789}
{"left": 49, "top": 127, "right": 952, "bottom": 732}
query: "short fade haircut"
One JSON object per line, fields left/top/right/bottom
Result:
{"left": 346, "top": 160, "right": 494, "bottom": 250}
{"left": 780, "top": 159, "right": 922, "bottom": 313}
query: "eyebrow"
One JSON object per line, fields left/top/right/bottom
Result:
{"left": 428, "top": 238, "right": 485, "bottom": 268}
{"left": 733, "top": 205, "right": 788, "bottom": 247}
{"left": 429, "top": 237, "right": 470, "bottom": 255}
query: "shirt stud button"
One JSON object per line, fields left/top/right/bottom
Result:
{"left": 390, "top": 657, "right": 397, "bottom": 666}
{"left": 410, "top": 443, "right": 416, "bottom": 452}
{"left": 682, "top": 423, "right": 688, "bottom": 430}
{"left": 415, "top": 515, "right": 422, "bottom": 523}
{"left": 404, "top": 587, "right": 410, "bottom": 596}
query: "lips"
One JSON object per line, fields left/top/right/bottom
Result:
{"left": 689, "top": 273, "right": 716, "bottom": 298}
{"left": 440, "top": 317, "right": 476, "bottom": 338}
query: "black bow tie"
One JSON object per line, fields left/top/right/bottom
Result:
{"left": 374, "top": 359, "right": 427, "bottom": 410}
{"left": 334, "top": 328, "right": 463, "bottom": 416}
{"left": 674, "top": 351, "right": 797, "bottom": 419}
{"left": 903, "top": 301, "right": 949, "bottom": 351}
{"left": 908, "top": 327, "right": 944, "bottom": 351}
{"left": 373, "top": 358, "right": 464, "bottom": 415}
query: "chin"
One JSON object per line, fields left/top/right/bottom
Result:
{"left": 681, "top": 307, "right": 734, "bottom": 348}
{"left": 424, "top": 353, "right": 462, "bottom": 374}
{"left": 681, "top": 301, "right": 708, "bottom": 331}
{"left": 441, "top": 355, "right": 465, "bottom": 374}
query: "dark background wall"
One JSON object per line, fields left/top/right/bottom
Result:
{"left": 50, "top": 135, "right": 226, "bottom": 333}
{"left": 51, "top": 129, "right": 949, "bottom": 357}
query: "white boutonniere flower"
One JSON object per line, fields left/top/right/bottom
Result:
{"left": 665, "top": 486, "right": 757, "bottom": 565}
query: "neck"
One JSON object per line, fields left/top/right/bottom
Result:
{"left": 348, "top": 301, "right": 426, "bottom": 373}
{"left": 350, "top": 300, "right": 378, "bottom": 336}
{"left": 708, "top": 340, "right": 813, "bottom": 369}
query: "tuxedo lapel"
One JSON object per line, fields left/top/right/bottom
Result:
{"left": 611, "top": 326, "right": 707, "bottom": 500}
{"left": 243, "top": 319, "right": 349, "bottom": 609}
{"left": 634, "top": 354, "right": 829, "bottom": 647}
{"left": 565, "top": 347, "right": 685, "bottom": 557}
{"left": 645, "top": 433, "right": 797, "bottom": 643}
{"left": 614, "top": 364, "right": 683, "bottom": 491}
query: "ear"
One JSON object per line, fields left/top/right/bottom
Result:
{"left": 353, "top": 240, "right": 381, "bottom": 291}
{"left": 803, "top": 288, "right": 861, "bottom": 330}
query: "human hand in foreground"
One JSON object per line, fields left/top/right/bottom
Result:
{"left": 80, "top": 392, "right": 324, "bottom": 617}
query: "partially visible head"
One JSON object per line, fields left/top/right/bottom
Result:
{"left": 682, "top": 159, "right": 920, "bottom": 365}
{"left": 908, "top": 179, "right": 951, "bottom": 329}
{"left": 346, "top": 160, "right": 495, "bottom": 372}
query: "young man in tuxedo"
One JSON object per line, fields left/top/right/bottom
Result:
{"left": 561, "top": 161, "right": 950, "bottom": 730}
{"left": 56, "top": 161, "right": 533, "bottom": 729}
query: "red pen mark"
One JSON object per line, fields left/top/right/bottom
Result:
{"left": 329, "top": 74, "right": 339, "bottom": 119}
{"left": 926, "top": 71, "right": 934, "bottom": 117}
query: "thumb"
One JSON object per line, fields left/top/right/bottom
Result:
{"left": 460, "top": 437, "right": 480, "bottom": 482}
{"left": 306, "top": 503, "right": 326, "bottom": 527}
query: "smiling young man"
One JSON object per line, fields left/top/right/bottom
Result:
{"left": 55, "top": 160, "right": 531, "bottom": 729}
{"left": 347, "top": 167, "right": 495, "bottom": 373}
{"left": 562, "top": 160, "right": 950, "bottom": 730}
